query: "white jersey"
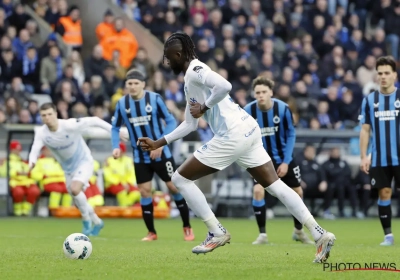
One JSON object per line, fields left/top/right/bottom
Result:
{"left": 29, "top": 119, "right": 95, "bottom": 173}
{"left": 184, "top": 59, "right": 255, "bottom": 138}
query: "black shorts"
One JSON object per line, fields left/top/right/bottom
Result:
{"left": 369, "top": 166, "right": 400, "bottom": 189}
{"left": 134, "top": 158, "right": 176, "bottom": 184}
{"left": 253, "top": 160, "right": 301, "bottom": 188}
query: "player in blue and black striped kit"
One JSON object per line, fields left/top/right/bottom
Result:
{"left": 111, "top": 69, "right": 194, "bottom": 241}
{"left": 359, "top": 56, "right": 399, "bottom": 246}
{"left": 244, "top": 76, "right": 313, "bottom": 245}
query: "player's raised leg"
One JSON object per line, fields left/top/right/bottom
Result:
{"left": 171, "top": 155, "right": 229, "bottom": 254}
{"left": 252, "top": 184, "right": 268, "bottom": 244}
{"left": 247, "top": 161, "right": 335, "bottom": 263}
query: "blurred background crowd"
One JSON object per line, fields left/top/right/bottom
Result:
{"left": 1, "top": 0, "right": 400, "bottom": 134}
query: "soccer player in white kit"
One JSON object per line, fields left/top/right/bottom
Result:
{"left": 28, "top": 103, "right": 128, "bottom": 236}
{"left": 137, "top": 32, "right": 336, "bottom": 263}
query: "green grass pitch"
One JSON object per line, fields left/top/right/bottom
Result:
{"left": 1, "top": 217, "right": 399, "bottom": 280}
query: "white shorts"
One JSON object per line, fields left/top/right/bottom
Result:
{"left": 194, "top": 125, "right": 271, "bottom": 170}
{"left": 65, "top": 161, "right": 93, "bottom": 193}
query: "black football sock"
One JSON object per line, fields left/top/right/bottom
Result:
{"left": 252, "top": 199, "right": 266, "bottom": 234}
{"left": 141, "top": 197, "right": 156, "bottom": 234}
{"left": 173, "top": 193, "right": 191, "bottom": 228}
{"left": 378, "top": 199, "right": 392, "bottom": 235}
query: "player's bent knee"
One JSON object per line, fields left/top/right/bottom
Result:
{"left": 138, "top": 182, "right": 152, "bottom": 198}
{"left": 253, "top": 184, "right": 265, "bottom": 199}
{"left": 165, "top": 181, "right": 179, "bottom": 193}
{"left": 293, "top": 186, "right": 303, "bottom": 197}
{"left": 379, "top": 187, "right": 392, "bottom": 200}
{"left": 171, "top": 171, "right": 191, "bottom": 190}
{"left": 70, "top": 181, "right": 84, "bottom": 196}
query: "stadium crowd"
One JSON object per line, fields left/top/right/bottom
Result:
{"left": 1, "top": 0, "right": 400, "bottom": 218}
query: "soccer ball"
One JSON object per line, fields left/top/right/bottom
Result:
{"left": 62, "top": 233, "right": 92, "bottom": 260}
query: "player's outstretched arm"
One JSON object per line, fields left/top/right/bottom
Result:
{"left": 28, "top": 131, "right": 45, "bottom": 170}
{"left": 138, "top": 104, "right": 199, "bottom": 151}
{"left": 194, "top": 70, "right": 232, "bottom": 116}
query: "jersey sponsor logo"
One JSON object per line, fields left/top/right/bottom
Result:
{"left": 260, "top": 126, "right": 279, "bottom": 136}
{"left": 245, "top": 126, "right": 257, "bottom": 137}
{"left": 193, "top": 66, "right": 203, "bottom": 73}
{"left": 51, "top": 141, "right": 74, "bottom": 150}
{"left": 128, "top": 115, "right": 152, "bottom": 126}
{"left": 374, "top": 110, "right": 399, "bottom": 121}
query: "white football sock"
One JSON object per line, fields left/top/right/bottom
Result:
{"left": 266, "top": 179, "right": 325, "bottom": 241}
{"left": 74, "top": 192, "right": 101, "bottom": 224}
{"left": 172, "top": 172, "right": 226, "bottom": 236}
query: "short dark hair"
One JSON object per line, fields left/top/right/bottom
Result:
{"left": 252, "top": 76, "right": 275, "bottom": 90}
{"left": 39, "top": 102, "right": 56, "bottom": 111}
{"left": 375, "top": 56, "right": 396, "bottom": 72}
{"left": 126, "top": 69, "right": 145, "bottom": 81}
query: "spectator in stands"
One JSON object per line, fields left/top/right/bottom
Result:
{"left": 21, "top": 46, "right": 40, "bottom": 93}
{"left": 298, "top": 144, "right": 328, "bottom": 216}
{"left": 55, "top": 64, "right": 80, "bottom": 93}
{"left": 103, "top": 65, "right": 122, "bottom": 98}
{"left": 122, "top": 0, "right": 142, "bottom": 22}
{"left": 55, "top": 98, "right": 71, "bottom": 119}
{"left": 90, "top": 75, "right": 107, "bottom": 104}
{"left": 68, "top": 50, "right": 85, "bottom": 87}
{"left": 71, "top": 101, "right": 88, "bottom": 118}
{"left": 54, "top": 80, "right": 77, "bottom": 105}
{"left": 12, "top": 29, "right": 33, "bottom": 61}
{"left": 0, "top": 140, "right": 41, "bottom": 216}
{"left": 40, "top": 45, "right": 66, "bottom": 94}
{"left": 4, "top": 76, "right": 31, "bottom": 107}
{"left": 56, "top": 5, "right": 82, "bottom": 52}
{"left": 0, "top": 48, "right": 21, "bottom": 89}
{"left": 96, "top": 9, "right": 115, "bottom": 42}
{"left": 8, "top": 3, "right": 31, "bottom": 33}
{"left": 130, "top": 47, "right": 156, "bottom": 80}
{"left": 31, "top": 0, "right": 48, "bottom": 18}
{"left": 25, "top": 20, "right": 41, "bottom": 48}
{"left": 44, "top": 0, "right": 61, "bottom": 29}
{"left": 18, "top": 109, "right": 32, "bottom": 124}
{"left": 1, "top": 0, "right": 13, "bottom": 18}
{"left": 110, "top": 50, "right": 127, "bottom": 79}
{"left": 0, "top": 8, "right": 8, "bottom": 38}
{"left": 4, "top": 97, "right": 20, "bottom": 124}
{"left": 356, "top": 54, "right": 377, "bottom": 88}
{"left": 383, "top": 1, "right": 400, "bottom": 60}
{"left": 165, "top": 79, "right": 185, "bottom": 108}
{"left": 77, "top": 81, "right": 95, "bottom": 110}
{"left": 322, "top": 147, "right": 357, "bottom": 218}
{"left": 38, "top": 33, "right": 58, "bottom": 59}
{"left": 100, "top": 18, "right": 139, "bottom": 68}
{"left": 27, "top": 100, "right": 41, "bottom": 124}
{"left": 111, "top": 86, "right": 128, "bottom": 112}
{"left": 84, "top": 45, "right": 109, "bottom": 79}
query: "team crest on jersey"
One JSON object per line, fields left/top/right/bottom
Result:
{"left": 125, "top": 108, "right": 131, "bottom": 113}
{"left": 190, "top": 97, "right": 197, "bottom": 103}
{"left": 374, "top": 102, "right": 379, "bottom": 108}
{"left": 371, "top": 178, "right": 376, "bottom": 185}
{"left": 193, "top": 66, "right": 203, "bottom": 73}
{"left": 394, "top": 99, "right": 400, "bottom": 108}
{"left": 145, "top": 103, "right": 152, "bottom": 113}
{"left": 273, "top": 115, "right": 280, "bottom": 124}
